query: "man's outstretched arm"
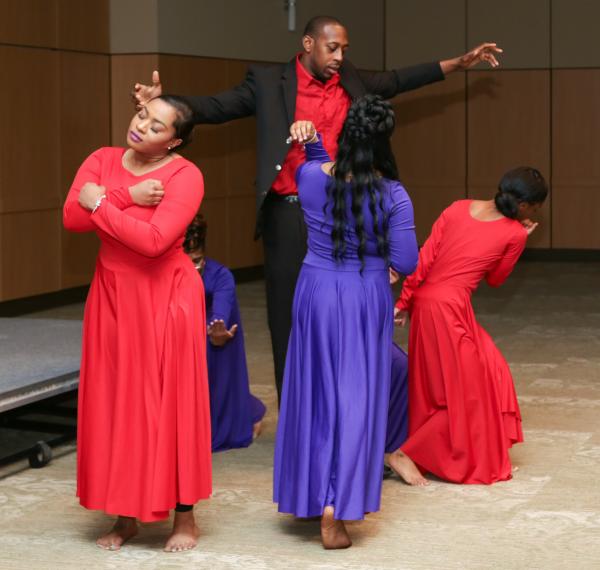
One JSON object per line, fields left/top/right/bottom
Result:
{"left": 358, "top": 42, "right": 503, "bottom": 98}
{"left": 132, "top": 68, "right": 257, "bottom": 125}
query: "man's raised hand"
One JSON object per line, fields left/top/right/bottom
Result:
{"left": 132, "top": 70, "right": 162, "bottom": 109}
{"left": 441, "top": 43, "right": 503, "bottom": 74}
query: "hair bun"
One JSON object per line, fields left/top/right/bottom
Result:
{"left": 344, "top": 95, "right": 395, "bottom": 143}
{"left": 494, "top": 190, "right": 519, "bottom": 219}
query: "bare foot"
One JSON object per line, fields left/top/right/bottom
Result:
{"left": 320, "top": 506, "right": 352, "bottom": 550}
{"left": 252, "top": 420, "right": 263, "bottom": 440}
{"left": 386, "top": 451, "right": 429, "bottom": 486}
{"left": 164, "top": 510, "right": 200, "bottom": 552}
{"left": 96, "top": 516, "right": 138, "bottom": 551}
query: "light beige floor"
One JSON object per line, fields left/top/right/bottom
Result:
{"left": 0, "top": 261, "right": 599, "bottom": 570}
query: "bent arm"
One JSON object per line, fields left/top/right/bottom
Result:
{"left": 396, "top": 207, "right": 449, "bottom": 311}
{"left": 184, "top": 69, "right": 256, "bottom": 124}
{"left": 388, "top": 185, "right": 419, "bottom": 276}
{"left": 208, "top": 267, "right": 237, "bottom": 326}
{"left": 304, "top": 135, "right": 331, "bottom": 163}
{"left": 357, "top": 62, "right": 444, "bottom": 99}
{"left": 63, "top": 150, "right": 135, "bottom": 233}
{"left": 486, "top": 231, "right": 527, "bottom": 287}
{"left": 91, "top": 166, "right": 203, "bottom": 257}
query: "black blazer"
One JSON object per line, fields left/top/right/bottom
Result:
{"left": 184, "top": 58, "right": 444, "bottom": 234}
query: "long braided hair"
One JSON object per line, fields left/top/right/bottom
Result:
{"left": 327, "top": 94, "right": 398, "bottom": 270}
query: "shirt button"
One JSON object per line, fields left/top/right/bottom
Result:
{"left": 275, "top": 164, "right": 282, "bottom": 171}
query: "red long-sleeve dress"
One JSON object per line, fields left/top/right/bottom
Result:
{"left": 396, "top": 200, "right": 526, "bottom": 484}
{"left": 63, "top": 147, "right": 211, "bottom": 521}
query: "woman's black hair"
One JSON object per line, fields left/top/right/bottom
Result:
{"left": 183, "top": 212, "right": 207, "bottom": 254}
{"left": 327, "top": 94, "right": 399, "bottom": 269}
{"left": 495, "top": 167, "right": 548, "bottom": 219}
{"left": 156, "top": 94, "right": 195, "bottom": 151}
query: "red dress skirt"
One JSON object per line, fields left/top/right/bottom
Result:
{"left": 397, "top": 200, "right": 525, "bottom": 484}
{"left": 64, "top": 147, "right": 212, "bottom": 521}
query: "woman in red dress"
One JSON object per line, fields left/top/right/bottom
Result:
{"left": 387, "top": 167, "right": 548, "bottom": 485}
{"left": 63, "top": 95, "right": 211, "bottom": 552}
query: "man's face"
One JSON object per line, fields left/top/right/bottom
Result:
{"left": 303, "top": 24, "right": 349, "bottom": 81}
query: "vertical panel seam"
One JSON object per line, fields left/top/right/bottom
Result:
{"left": 549, "top": 0, "right": 553, "bottom": 248}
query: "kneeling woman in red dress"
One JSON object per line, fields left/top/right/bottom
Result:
{"left": 387, "top": 167, "right": 548, "bottom": 485}
{"left": 63, "top": 96, "right": 211, "bottom": 551}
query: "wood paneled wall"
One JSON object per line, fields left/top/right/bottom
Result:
{"left": 3, "top": 1, "right": 600, "bottom": 302}
{"left": 0, "top": 1, "right": 111, "bottom": 301}
{"left": 387, "top": 0, "right": 600, "bottom": 250}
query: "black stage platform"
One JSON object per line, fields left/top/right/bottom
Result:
{"left": 0, "top": 318, "right": 82, "bottom": 468}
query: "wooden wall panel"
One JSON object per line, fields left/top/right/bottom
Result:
{"left": 467, "top": 0, "right": 550, "bottom": 69}
{"left": 390, "top": 73, "right": 466, "bottom": 243}
{"left": 158, "top": 55, "right": 233, "bottom": 199}
{"left": 59, "top": 52, "right": 111, "bottom": 197}
{"left": 61, "top": 230, "right": 100, "bottom": 290}
{"left": 552, "top": 0, "right": 600, "bottom": 68}
{"left": 392, "top": 74, "right": 466, "bottom": 186}
{"left": 0, "top": 47, "right": 60, "bottom": 214}
{"left": 228, "top": 196, "right": 263, "bottom": 269}
{"left": 58, "top": 0, "right": 109, "bottom": 53}
{"left": 0, "top": 0, "right": 57, "bottom": 48}
{"left": 467, "top": 70, "right": 551, "bottom": 248}
{"left": 1, "top": 210, "right": 61, "bottom": 300}
{"left": 552, "top": 70, "right": 600, "bottom": 187}
{"left": 386, "top": 0, "right": 466, "bottom": 69}
{"left": 60, "top": 52, "right": 110, "bottom": 288}
{"left": 110, "top": 54, "right": 160, "bottom": 147}
{"left": 552, "top": 69, "right": 600, "bottom": 249}
{"left": 199, "top": 197, "right": 228, "bottom": 266}
{"left": 226, "top": 60, "right": 257, "bottom": 198}
{"left": 552, "top": 188, "right": 600, "bottom": 249}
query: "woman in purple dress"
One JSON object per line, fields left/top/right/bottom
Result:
{"left": 184, "top": 215, "right": 266, "bottom": 451}
{"left": 273, "top": 95, "right": 419, "bottom": 549}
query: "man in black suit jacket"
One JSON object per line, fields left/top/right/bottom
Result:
{"left": 134, "top": 16, "right": 502, "bottom": 404}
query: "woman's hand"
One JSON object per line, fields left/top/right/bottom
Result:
{"left": 208, "top": 319, "right": 238, "bottom": 346}
{"left": 389, "top": 268, "right": 400, "bottom": 285}
{"left": 129, "top": 179, "right": 165, "bottom": 207}
{"left": 79, "top": 182, "right": 106, "bottom": 211}
{"left": 521, "top": 218, "right": 539, "bottom": 236}
{"left": 289, "top": 120, "right": 317, "bottom": 144}
{"left": 394, "top": 307, "right": 409, "bottom": 328}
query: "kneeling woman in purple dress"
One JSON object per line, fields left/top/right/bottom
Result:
{"left": 184, "top": 215, "right": 266, "bottom": 451}
{"left": 273, "top": 96, "right": 419, "bottom": 549}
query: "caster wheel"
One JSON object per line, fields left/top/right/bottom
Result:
{"left": 28, "top": 441, "right": 52, "bottom": 468}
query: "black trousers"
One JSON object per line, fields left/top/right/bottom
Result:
{"left": 261, "top": 194, "right": 308, "bottom": 404}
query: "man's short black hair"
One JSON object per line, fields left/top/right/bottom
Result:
{"left": 303, "top": 15, "right": 344, "bottom": 38}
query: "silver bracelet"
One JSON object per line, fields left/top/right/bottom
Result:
{"left": 92, "top": 195, "right": 107, "bottom": 213}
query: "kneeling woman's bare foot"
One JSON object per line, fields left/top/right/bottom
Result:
{"left": 252, "top": 420, "right": 263, "bottom": 440}
{"left": 386, "top": 450, "right": 429, "bottom": 486}
{"left": 96, "top": 516, "right": 138, "bottom": 551}
{"left": 164, "top": 510, "right": 200, "bottom": 552}
{"left": 320, "top": 506, "right": 352, "bottom": 550}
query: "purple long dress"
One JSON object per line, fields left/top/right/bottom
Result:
{"left": 273, "top": 138, "right": 418, "bottom": 520}
{"left": 386, "top": 343, "right": 409, "bottom": 453}
{"left": 203, "top": 258, "right": 266, "bottom": 452}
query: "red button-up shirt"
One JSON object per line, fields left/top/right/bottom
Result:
{"left": 271, "top": 55, "right": 351, "bottom": 195}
